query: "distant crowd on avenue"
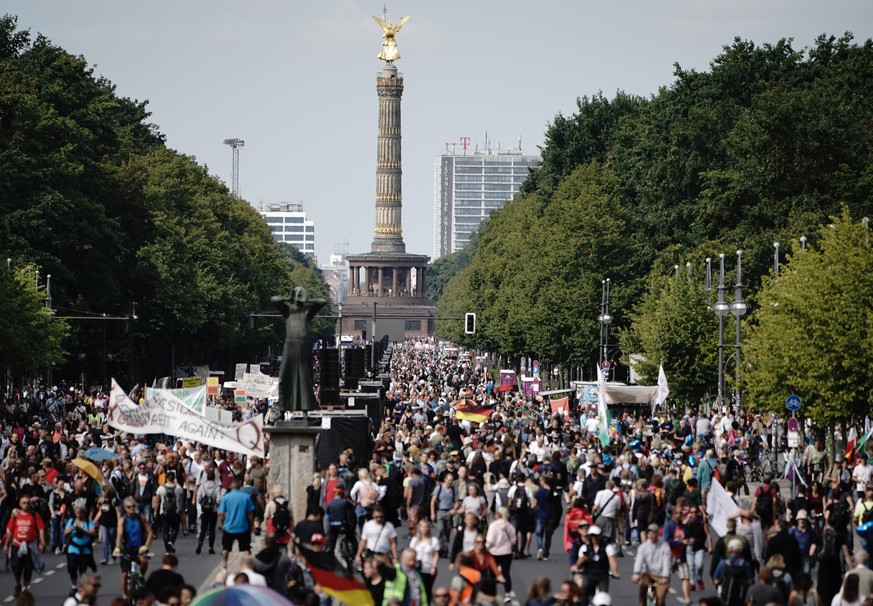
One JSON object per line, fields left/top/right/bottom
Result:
{"left": 2, "top": 339, "right": 873, "bottom": 606}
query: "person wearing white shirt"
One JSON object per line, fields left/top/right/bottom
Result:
{"left": 226, "top": 556, "right": 267, "bottom": 586}
{"left": 854, "top": 459, "right": 873, "bottom": 500}
{"left": 592, "top": 482, "right": 622, "bottom": 544}
{"left": 528, "top": 437, "right": 548, "bottom": 463}
{"left": 354, "top": 506, "right": 398, "bottom": 563}
{"left": 585, "top": 413, "right": 600, "bottom": 437}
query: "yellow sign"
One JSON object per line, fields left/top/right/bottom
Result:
{"left": 181, "top": 376, "right": 201, "bottom": 388}
{"left": 206, "top": 377, "right": 219, "bottom": 387}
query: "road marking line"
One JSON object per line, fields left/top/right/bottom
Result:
{"left": 4, "top": 596, "right": 13, "bottom": 603}
{"left": 56, "top": 563, "right": 66, "bottom": 569}
{"left": 32, "top": 578, "right": 43, "bottom": 584}
{"left": 45, "top": 570, "right": 55, "bottom": 576}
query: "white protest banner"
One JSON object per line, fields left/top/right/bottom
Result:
{"left": 234, "top": 363, "right": 248, "bottom": 381}
{"left": 144, "top": 385, "right": 206, "bottom": 415}
{"left": 706, "top": 477, "right": 739, "bottom": 537}
{"left": 241, "top": 372, "right": 274, "bottom": 399}
{"left": 108, "top": 379, "right": 264, "bottom": 458}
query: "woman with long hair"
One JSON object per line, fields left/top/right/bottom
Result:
{"left": 468, "top": 533, "right": 505, "bottom": 604}
{"left": 524, "top": 577, "right": 552, "bottom": 606}
{"left": 486, "top": 507, "right": 517, "bottom": 603}
{"left": 98, "top": 484, "right": 120, "bottom": 565}
{"left": 832, "top": 573, "right": 862, "bottom": 606}
{"left": 410, "top": 519, "right": 440, "bottom": 601}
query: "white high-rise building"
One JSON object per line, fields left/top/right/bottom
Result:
{"left": 259, "top": 202, "right": 316, "bottom": 258}
{"left": 433, "top": 142, "right": 540, "bottom": 259}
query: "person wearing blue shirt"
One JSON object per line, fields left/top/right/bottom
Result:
{"left": 64, "top": 501, "right": 98, "bottom": 597}
{"left": 218, "top": 479, "right": 255, "bottom": 569}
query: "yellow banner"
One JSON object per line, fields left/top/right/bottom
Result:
{"left": 181, "top": 376, "right": 201, "bottom": 388}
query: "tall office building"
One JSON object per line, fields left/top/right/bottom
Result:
{"left": 259, "top": 202, "right": 316, "bottom": 258}
{"left": 433, "top": 144, "right": 540, "bottom": 259}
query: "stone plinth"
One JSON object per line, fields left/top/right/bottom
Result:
{"left": 266, "top": 420, "right": 320, "bottom": 524}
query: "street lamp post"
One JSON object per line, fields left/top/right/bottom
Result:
{"left": 713, "top": 254, "right": 730, "bottom": 408}
{"left": 731, "top": 250, "right": 748, "bottom": 414}
{"left": 597, "top": 278, "right": 612, "bottom": 376}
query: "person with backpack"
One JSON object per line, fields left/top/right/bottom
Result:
{"left": 264, "top": 485, "right": 294, "bottom": 552}
{"left": 816, "top": 515, "right": 852, "bottom": 606}
{"left": 826, "top": 481, "right": 855, "bottom": 554}
{"left": 507, "top": 474, "right": 534, "bottom": 558}
{"left": 789, "top": 510, "right": 818, "bottom": 574}
{"left": 753, "top": 474, "right": 779, "bottom": 533}
{"left": 113, "top": 496, "right": 154, "bottom": 600}
{"left": 712, "top": 538, "right": 754, "bottom": 606}
{"left": 153, "top": 471, "right": 184, "bottom": 554}
{"left": 431, "top": 473, "right": 459, "bottom": 558}
{"left": 195, "top": 468, "right": 221, "bottom": 555}
{"left": 745, "top": 566, "right": 785, "bottom": 606}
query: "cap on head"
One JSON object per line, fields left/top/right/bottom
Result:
{"left": 589, "top": 525, "right": 602, "bottom": 536}
{"left": 647, "top": 523, "right": 660, "bottom": 533}
{"left": 796, "top": 509, "right": 809, "bottom": 520}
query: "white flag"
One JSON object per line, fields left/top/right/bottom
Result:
{"left": 706, "top": 477, "right": 739, "bottom": 537}
{"left": 655, "top": 363, "right": 670, "bottom": 414}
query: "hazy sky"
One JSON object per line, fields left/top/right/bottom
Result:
{"left": 8, "top": 1, "right": 873, "bottom": 263}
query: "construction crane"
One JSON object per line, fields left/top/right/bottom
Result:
{"left": 223, "top": 138, "right": 245, "bottom": 197}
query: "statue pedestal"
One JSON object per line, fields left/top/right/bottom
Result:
{"left": 266, "top": 420, "right": 321, "bottom": 524}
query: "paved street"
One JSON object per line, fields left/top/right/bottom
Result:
{"left": 6, "top": 474, "right": 785, "bottom": 604}
{"left": 3, "top": 531, "right": 222, "bottom": 604}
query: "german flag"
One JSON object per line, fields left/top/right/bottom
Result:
{"left": 454, "top": 399, "right": 494, "bottom": 424}
{"left": 296, "top": 542, "right": 374, "bottom": 606}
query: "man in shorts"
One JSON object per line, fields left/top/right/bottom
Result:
{"left": 113, "top": 496, "right": 154, "bottom": 599}
{"left": 218, "top": 478, "right": 255, "bottom": 569}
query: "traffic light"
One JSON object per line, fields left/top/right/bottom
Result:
{"left": 464, "top": 312, "right": 476, "bottom": 334}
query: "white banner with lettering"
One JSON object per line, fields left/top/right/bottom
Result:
{"left": 144, "top": 385, "right": 206, "bottom": 415}
{"left": 706, "top": 477, "right": 740, "bottom": 537}
{"left": 108, "top": 379, "right": 264, "bottom": 458}
{"left": 241, "top": 372, "right": 275, "bottom": 400}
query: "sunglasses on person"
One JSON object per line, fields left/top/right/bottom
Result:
{"left": 433, "top": 593, "right": 450, "bottom": 600}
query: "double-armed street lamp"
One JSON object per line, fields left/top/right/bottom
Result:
{"left": 597, "top": 278, "right": 612, "bottom": 373}
{"left": 731, "top": 251, "right": 747, "bottom": 414}
{"left": 711, "top": 251, "right": 747, "bottom": 413}
{"left": 713, "top": 254, "right": 730, "bottom": 408}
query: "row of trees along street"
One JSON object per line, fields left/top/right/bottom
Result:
{"left": 0, "top": 16, "right": 330, "bottom": 387}
{"left": 434, "top": 34, "right": 873, "bottom": 428}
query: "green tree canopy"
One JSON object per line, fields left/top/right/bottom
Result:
{"left": 0, "top": 264, "right": 68, "bottom": 379}
{"left": 619, "top": 265, "right": 719, "bottom": 407}
{"left": 0, "top": 16, "right": 328, "bottom": 381}
{"left": 742, "top": 210, "right": 873, "bottom": 425}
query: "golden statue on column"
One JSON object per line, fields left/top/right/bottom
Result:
{"left": 373, "top": 6, "right": 409, "bottom": 64}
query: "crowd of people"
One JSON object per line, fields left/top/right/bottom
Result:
{"left": 1, "top": 339, "right": 872, "bottom": 606}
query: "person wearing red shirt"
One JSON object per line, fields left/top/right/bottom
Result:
{"left": 4, "top": 495, "right": 47, "bottom": 596}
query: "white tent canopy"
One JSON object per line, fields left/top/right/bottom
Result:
{"left": 601, "top": 384, "right": 658, "bottom": 405}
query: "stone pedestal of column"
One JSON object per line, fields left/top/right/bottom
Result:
{"left": 265, "top": 420, "right": 320, "bottom": 524}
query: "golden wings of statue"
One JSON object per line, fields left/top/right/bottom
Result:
{"left": 373, "top": 7, "right": 409, "bottom": 64}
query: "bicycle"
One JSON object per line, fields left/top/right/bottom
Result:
{"left": 645, "top": 581, "right": 658, "bottom": 606}
{"left": 125, "top": 551, "right": 152, "bottom": 605}
{"left": 334, "top": 523, "right": 358, "bottom": 573}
